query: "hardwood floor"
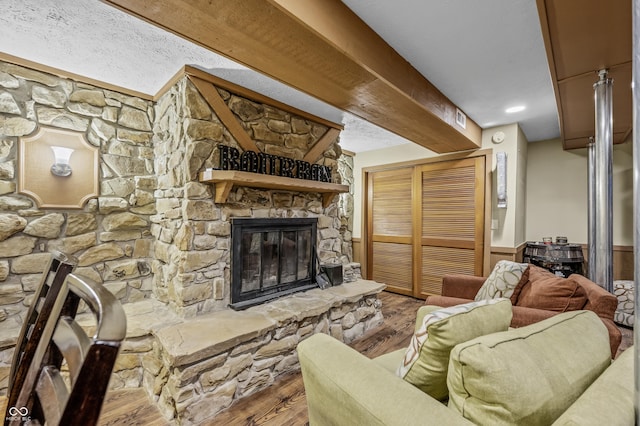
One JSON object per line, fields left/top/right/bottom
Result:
{"left": 210, "top": 291, "right": 425, "bottom": 426}
{"left": 98, "top": 388, "right": 168, "bottom": 426}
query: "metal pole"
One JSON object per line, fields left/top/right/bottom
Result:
{"left": 593, "top": 69, "right": 614, "bottom": 293}
{"left": 587, "top": 137, "right": 597, "bottom": 280}
{"left": 632, "top": 0, "right": 640, "bottom": 420}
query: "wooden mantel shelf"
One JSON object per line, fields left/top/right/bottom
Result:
{"left": 199, "top": 170, "right": 350, "bottom": 207}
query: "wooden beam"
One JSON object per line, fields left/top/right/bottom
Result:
{"left": 103, "top": 0, "right": 482, "bottom": 153}
{"left": 303, "top": 128, "right": 340, "bottom": 164}
{"left": 188, "top": 75, "right": 259, "bottom": 153}
{"left": 536, "top": 0, "right": 632, "bottom": 149}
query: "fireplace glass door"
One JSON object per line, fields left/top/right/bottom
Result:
{"left": 231, "top": 218, "right": 317, "bottom": 309}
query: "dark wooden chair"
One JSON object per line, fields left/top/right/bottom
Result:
{"left": 5, "top": 272, "right": 126, "bottom": 426}
{"left": 7, "top": 250, "right": 77, "bottom": 411}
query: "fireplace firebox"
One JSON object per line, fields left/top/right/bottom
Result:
{"left": 230, "top": 218, "right": 318, "bottom": 310}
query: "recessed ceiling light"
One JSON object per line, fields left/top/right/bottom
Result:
{"left": 505, "top": 105, "right": 526, "bottom": 113}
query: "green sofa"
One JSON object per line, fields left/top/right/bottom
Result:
{"left": 298, "top": 309, "right": 634, "bottom": 425}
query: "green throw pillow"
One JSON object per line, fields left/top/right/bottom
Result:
{"left": 397, "top": 298, "right": 512, "bottom": 401}
{"left": 447, "top": 310, "right": 611, "bottom": 425}
{"left": 414, "top": 305, "right": 441, "bottom": 332}
{"left": 475, "top": 260, "right": 529, "bottom": 301}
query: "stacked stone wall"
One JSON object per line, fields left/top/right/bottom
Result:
{"left": 0, "top": 61, "right": 156, "bottom": 387}
{"left": 337, "top": 154, "right": 355, "bottom": 261}
{"left": 0, "top": 61, "right": 364, "bottom": 411}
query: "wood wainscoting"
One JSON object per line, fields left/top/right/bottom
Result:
{"left": 611, "top": 245, "right": 634, "bottom": 281}
{"left": 353, "top": 237, "right": 362, "bottom": 267}
{"left": 355, "top": 240, "right": 634, "bottom": 289}
{"left": 583, "top": 245, "right": 634, "bottom": 281}
{"left": 491, "top": 243, "right": 633, "bottom": 281}
{"left": 490, "top": 243, "right": 527, "bottom": 270}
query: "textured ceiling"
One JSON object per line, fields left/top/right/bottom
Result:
{"left": 0, "top": 0, "right": 559, "bottom": 152}
{"left": 342, "top": 0, "right": 560, "bottom": 142}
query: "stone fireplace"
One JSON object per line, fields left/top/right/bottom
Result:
{"left": 149, "top": 69, "right": 357, "bottom": 318}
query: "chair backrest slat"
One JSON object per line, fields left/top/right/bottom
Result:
{"left": 52, "top": 318, "right": 91, "bottom": 384}
{"left": 65, "top": 275, "right": 127, "bottom": 342}
{"left": 8, "top": 251, "right": 76, "bottom": 408}
{"left": 14, "top": 276, "right": 71, "bottom": 414}
{"left": 60, "top": 344, "right": 122, "bottom": 426}
{"left": 35, "top": 366, "right": 68, "bottom": 425}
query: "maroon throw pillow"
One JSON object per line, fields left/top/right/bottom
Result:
{"left": 514, "top": 265, "right": 588, "bottom": 312}
{"left": 509, "top": 266, "right": 530, "bottom": 305}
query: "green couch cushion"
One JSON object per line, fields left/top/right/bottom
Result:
{"left": 374, "top": 349, "right": 406, "bottom": 374}
{"left": 474, "top": 260, "right": 529, "bottom": 301}
{"left": 448, "top": 310, "right": 611, "bottom": 426}
{"left": 298, "top": 333, "right": 475, "bottom": 426}
{"left": 397, "top": 298, "right": 512, "bottom": 401}
{"left": 552, "top": 345, "right": 634, "bottom": 425}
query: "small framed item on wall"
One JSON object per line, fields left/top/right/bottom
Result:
{"left": 496, "top": 151, "right": 507, "bottom": 208}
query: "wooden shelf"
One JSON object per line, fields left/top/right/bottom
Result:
{"left": 199, "top": 170, "right": 350, "bottom": 207}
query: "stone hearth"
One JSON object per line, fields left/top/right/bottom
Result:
{"left": 90, "top": 279, "right": 384, "bottom": 424}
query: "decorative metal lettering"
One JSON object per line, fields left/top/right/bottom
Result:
{"left": 219, "top": 144, "right": 332, "bottom": 182}
{"left": 295, "top": 160, "right": 311, "bottom": 180}
{"left": 240, "top": 150, "right": 259, "bottom": 173}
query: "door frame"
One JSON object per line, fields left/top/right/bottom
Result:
{"left": 362, "top": 149, "right": 493, "bottom": 283}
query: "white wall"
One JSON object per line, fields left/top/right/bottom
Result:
{"left": 515, "top": 125, "right": 529, "bottom": 245}
{"left": 525, "top": 138, "right": 633, "bottom": 246}
{"left": 483, "top": 124, "right": 527, "bottom": 248}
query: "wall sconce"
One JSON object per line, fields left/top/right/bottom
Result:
{"left": 50, "top": 146, "right": 74, "bottom": 177}
{"left": 496, "top": 151, "right": 507, "bottom": 208}
{"left": 19, "top": 126, "right": 98, "bottom": 209}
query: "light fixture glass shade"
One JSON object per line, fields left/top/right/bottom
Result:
{"left": 50, "top": 146, "right": 74, "bottom": 177}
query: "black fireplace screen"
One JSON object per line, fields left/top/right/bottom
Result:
{"left": 230, "top": 218, "right": 318, "bottom": 310}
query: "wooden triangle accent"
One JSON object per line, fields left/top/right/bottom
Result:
{"left": 188, "top": 75, "right": 259, "bottom": 153}
{"left": 303, "top": 128, "right": 341, "bottom": 164}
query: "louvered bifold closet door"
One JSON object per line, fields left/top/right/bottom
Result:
{"left": 417, "top": 157, "right": 485, "bottom": 298}
{"left": 367, "top": 167, "right": 414, "bottom": 295}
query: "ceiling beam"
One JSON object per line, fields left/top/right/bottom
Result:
{"left": 103, "top": 0, "right": 481, "bottom": 153}
{"left": 537, "top": 0, "right": 631, "bottom": 150}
